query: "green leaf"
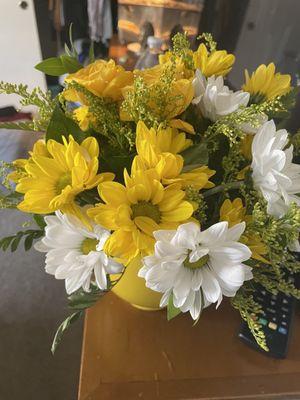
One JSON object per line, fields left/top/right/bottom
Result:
{"left": 35, "top": 57, "right": 66, "bottom": 76}
{"left": 68, "top": 287, "right": 106, "bottom": 311}
{"left": 181, "top": 142, "right": 208, "bottom": 167}
{"left": 68, "top": 23, "right": 78, "bottom": 58}
{"left": 24, "top": 234, "right": 34, "bottom": 251}
{"left": 10, "top": 234, "right": 22, "bottom": 252}
{"left": 60, "top": 55, "right": 82, "bottom": 74}
{"left": 167, "top": 293, "right": 181, "bottom": 321}
{"left": 33, "top": 214, "right": 46, "bottom": 229}
{"left": 35, "top": 55, "right": 82, "bottom": 76}
{"left": 89, "top": 41, "right": 95, "bottom": 63}
{"left": 46, "top": 104, "right": 88, "bottom": 143}
{"left": 100, "top": 152, "right": 135, "bottom": 182}
{"left": 64, "top": 43, "right": 73, "bottom": 58}
{"left": 0, "top": 121, "right": 35, "bottom": 131}
{"left": 51, "top": 311, "right": 82, "bottom": 354}
{"left": 0, "top": 236, "right": 14, "bottom": 251}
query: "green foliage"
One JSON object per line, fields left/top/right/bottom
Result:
{"left": 88, "top": 41, "right": 95, "bottom": 64}
{"left": 167, "top": 293, "right": 181, "bottom": 321}
{"left": 52, "top": 273, "right": 125, "bottom": 354}
{"left": 68, "top": 286, "right": 107, "bottom": 311}
{"left": 51, "top": 311, "right": 82, "bottom": 354}
{"left": 0, "top": 120, "right": 35, "bottom": 131}
{"left": 46, "top": 104, "right": 89, "bottom": 143}
{"left": 197, "top": 32, "right": 217, "bottom": 53}
{"left": 172, "top": 32, "right": 194, "bottom": 70}
{"left": 0, "top": 161, "right": 23, "bottom": 209}
{"left": 66, "top": 82, "right": 134, "bottom": 151}
{"left": 181, "top": 142, "right": 208, "bottom": 169}
{"left": 231, "top": 291, "right": 268, "bottom": 352}
{"left": 242, "top": 201, "right": 300, "bottom": 301}
{"left": 185, "top": 187, "right": 208, "bottom": 225}
{"left": 222, "top": 143, "right": 244, "bottom": 183}
{"left": 290, "top": 129, "right": 300, "bottom": 155}
{"left": 35, "top": 55, "right": 82, "bottom": 76}
{"left": 121, "top": 62, "right": 184, "bottom": 129}
{"left": 36, "top": 23, "right": 83, "bottom": 77}
{"left": 0, "top": 228, "right": 44, "bottom": 252}
{"left": 0, "top": 82, "right": 55, "bottom": 131}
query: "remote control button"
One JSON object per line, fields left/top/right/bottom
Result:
{"left": 270, "top": 300, "right": 276, "bottom": 306}
{"left": 281, "top": 321, "right": 287, "bottom": 326}
{"left": 268, "top": 322, "right": 277, "bottom": 330}
{"left": 259, "top": 318, "right": 267, "bottom": 326}
{"left": 282, "top": 307, "right": 289, "bottom": 312}
{"left": 266, "top": 307, "right": 276, "bottom": 314}
{"left": 279, "top": 326, "right": 288, "bottom": 335}
{"left": 283, "top": 298, "right": 288, "bottom": 304}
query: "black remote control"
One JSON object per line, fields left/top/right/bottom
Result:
{"left": 238, "top": 280, "right": 296, "bottom": 358}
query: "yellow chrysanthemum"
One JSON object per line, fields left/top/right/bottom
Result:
{"left": 220, "top": 198, "right": 246, "bottom": 227}
{"left": 88, "top": 169, "right": 194, "bottom": 265}
{"left": 121, "top": 63, "right": 194, "bottom": 130}
{"left": 193, "top": 43, "right": 235, "bottom": 77}
{"left": 133, "top": 121, "right": 215, "bottom": 190}
{"left": 73, "top": 105, "right": 96, "bottom": 131}
{"left": 64, "top": 59, "right": 133, "bottom": 102}
{"left": 158, "top": 51, "right": 194, "bottom": 79}
{"left": 242, "top": 63, "right": 291, "bottom": 101}
{"left": 240, "top": 134, "right": 253, "bottom": 161}
{"left": 14, "top": 136, "right": 114, "bottom": 221}
{"left": 220, "top": 198, "right": 269, "bottom": 264}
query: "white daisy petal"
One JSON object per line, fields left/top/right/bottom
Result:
{"left": 251, "top": 120, "right": 300, "bottom": 218}
{"left": 192, "top": 70, "right": 250, "bottom": 122}
{"left": 140, "top": 222, "right": 252, "bottom": 320}
{"left": 35, "top": 211, "right": 124, "bottom": 294}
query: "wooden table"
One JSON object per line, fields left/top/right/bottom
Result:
{"left": 78, "top": 292, "right": 300, "bottom": 400}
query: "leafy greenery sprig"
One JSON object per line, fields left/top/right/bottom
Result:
{"left": 0, "top": 82, "right": 55, "bottom": 131}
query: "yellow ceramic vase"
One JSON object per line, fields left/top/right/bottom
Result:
{"left": 111, "top": 256, "right": 162, "bottom": 310}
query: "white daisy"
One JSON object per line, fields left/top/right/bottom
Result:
{"left": 35, "top": 211, "right": 123, "bottom": 294}
{"left": 138, "top": 221, "right": 252, "bottom": 320}
{"left": 192, "top": 69, "right": 250, "bottom": 122}
{"left": 251, "top": 120, "right": 300, "bottom": 217}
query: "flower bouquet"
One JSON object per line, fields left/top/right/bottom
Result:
{"left": 1, "top": 33, "right": 300, "bottom": 353}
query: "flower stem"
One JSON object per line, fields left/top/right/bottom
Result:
{"left": 203, "top": 181, "right": 244, "bottom": 198}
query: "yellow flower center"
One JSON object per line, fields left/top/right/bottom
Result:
{"left": 131, "top": 201, "right": 161, "bottom": 224}
{"left": 56, "top": 172, "right": 72, "bottom": 194}
{"left": 81, "top": 238, "right": 98, "bottom": 255}
{"left": 184, "top": 253, "right": 209, "bottom": 270}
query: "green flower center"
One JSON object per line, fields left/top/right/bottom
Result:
{"left": 184, "top": 253, "right": 209, "bottom": 270}
{"left": 81, "top": 238, "right": 98, "bottom": 255}
{"left": 56, "top": 172, "right": 72, "bottom": 194}
{"left": 131, "top": 201, "right": 161, "bottom": 224}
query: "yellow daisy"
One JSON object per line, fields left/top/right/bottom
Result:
{"left": 88, "top": 169, "right": 194, "bottom": 265}
{"left": 193, "top": 43, "right": 235, "bottom": 77}
{"left": 220, "top": 198, "right": 246, "bottom": 227}
{"left": 14, "top": 136, "right": 114, "bottom": 220}
{"left": 242, "top": 63, "right": 291, "bottom": 101}
{"left": 73, "top": 105, "right": 96, "bottom": 131}
{"left": 133, "top": 121, "right": 215, "bottom": 190}
{"left": 220, "top": 198, "right": 270, "bottom": 264}
{"left": 240, "top": 134, "right": 254, "bottom": 161}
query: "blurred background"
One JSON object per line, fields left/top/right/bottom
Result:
{"left": 1, "top": 0, "right": 300, "bottom": 399}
